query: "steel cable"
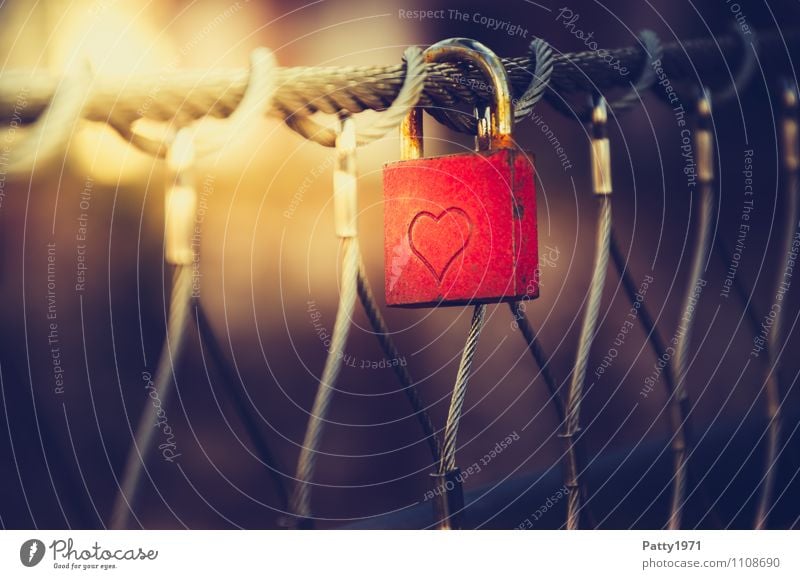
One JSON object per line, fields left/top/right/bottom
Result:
{"left": 110, "top": 264, "right": 193, "bottom": 529}
{"left": 754, "top": 84, "right": 799, "bottom": 529}
{"left": 440, "top": 304, "right": 487, "bottom": 476}
{"left": 356, "top": 256, "right": 441, "bottom": 464}
{"left": 287, "top": 237, "right": 359, "bottom": 527}
{"left": 564, "top": 194, "right": 612, "bottom": 530}
{"left": 669, "top": 127, "right": 715, "bottom": 530}
{"left": 3, "top": 29, "right": 796, "bottom": 128}
{"left": 194, "top": 301, "right": 290, "bottom": 511}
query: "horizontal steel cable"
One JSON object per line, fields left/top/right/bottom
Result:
{"left": 1, "top": 29, "right": 796, "bottom": 127}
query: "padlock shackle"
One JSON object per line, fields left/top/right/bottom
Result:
{"left": 401, "top": 38, "right": 514, "bottom": 160}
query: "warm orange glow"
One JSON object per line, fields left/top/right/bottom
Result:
{"left": 47, "top": 1, "right": 175, "bottom": 182}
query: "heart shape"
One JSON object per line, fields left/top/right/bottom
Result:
{"left": 408, "top": 207, "right": 472, "bottom": 284}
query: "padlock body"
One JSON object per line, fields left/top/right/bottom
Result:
{"left": 383, "top": 148, "right": 538, "bottom": 307}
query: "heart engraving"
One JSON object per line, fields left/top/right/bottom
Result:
{"left": 408, "top": 207, "right": 472, "bottom": 284}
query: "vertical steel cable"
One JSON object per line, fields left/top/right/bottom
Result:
{"left": 511, "top": 302, "right": 600, "bottom": 524}
{"left": 288, "top": 237, "right": 359, "bottom": 527}
{"left": 435, "top": 304, "right": 486, "bottom": 530}
{"left": 610, "top": 235, "right": 698, "bottom": 527}
{"left": 440, "top": 304, "right": 487, "bottom": 475}
{"left": 356, "top": 258, "right": 441, "bottom": 463}
{"left": 287, "top": 113, "right": 360, "bottom": 527}
{"left": 714, "top": 237, "right": 763, "bottom": 337}
{"left": 668, "top": 186, "right": 713, "bottom": 531}
{"left": 110, "top": 264, "right": 193, "bottom": 529}
{"left": 669, "top": 93, "right": 715, "bottom": 530}
{"left": 755, "top": 83, "right": 799, "bottom": 529}
{"left": 609, "top": 237, "right": 674, "bottom": 391}
{"left": 563, "top": 97, "right": 613, "bottom": 529}
{"left": 508, "top": 301, "right": 565, "bottom": 421}
{"left": 110, "top": 127, "right": 198, "bottom": 529}
{"left": 194, "top": 302, "right": 290, "bottom": 510}
{"left": 564, "top": 195, "right": 611, "bottom": 529}
{"left": 707, "top": 30, "right": 761, "bottom": 339}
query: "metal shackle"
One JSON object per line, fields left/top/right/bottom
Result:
{"left": 400, "top": 38, "right": 514, "bottom": 160}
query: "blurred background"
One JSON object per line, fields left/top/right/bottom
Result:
{"left": 0, "top": 0, "right": 799, "bottom": 529}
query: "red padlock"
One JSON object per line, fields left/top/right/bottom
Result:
{"left": 383, "top": 38, "right": 538, "bottom": 307}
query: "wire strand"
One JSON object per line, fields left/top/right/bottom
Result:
{"left": 668, "top": 179, "right": 715, "bottom": 530}
{"left": 284, "top": 47, "right": 427, "bottom": 147}
{"left": 440, "top": 304, "right": 486, "bottom": 475}
{"left": 5, "top": 64, "right": 91, "bottom": 175}
{"left": 109, "top": 264, "right": 193, "bottom": 529}
{"left": 713, "top": 238, "right": 764, "bottom": 338}
{"left": 194, "top": 301, "right": 290, "bottom": 511}
{"left": 287, "top": 237, "right": 359, "bottom": 526}
{"left": 509, "top": 301, "right": 600, "bottom": 525}
{"left": 564, "top": 194, "right": 612, "bottom": 530}
{"left": 3, "top": 29, "right": 795, "bottom": 128}
{"left": 508, "top": 301, "right": 564, "bottom": 421}
{"left": 754, "top": 93, "right": 798, "bottom": 528}
{"left": 356, "top": 256, "right": 441, "bottom": 464}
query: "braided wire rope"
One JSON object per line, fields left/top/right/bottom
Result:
{"left": 509, "top": 301, "right": 600, "bottom": 525}
{"left": 4, "top": 65, "right": 91, "bottom": 174}
{"left": 509, "top": 302, "right": 564, "bottom": 422}
{"left": 503, "top": 45, "right": 599, "bottom": 524}
{"left": 668, "top": 185, "right": 714, "bottom": 531}
{"left": 591, "top": 29, "right": 697, "bottom": 530}
{"left": 280, "top": 45, "right": 443, "bottom": 463}
{"left": 548, "top": 30, "right": 663, "bottom": 122}
{"left": 711, "top": 26, "right": 759, "bottom": 105}
{"left": 514, "top": 38, "right": 556, "bottom": 120}
{"left": 285, "top": 75, "right": 449, "bottom": 524}
{"left": 545, "top": 32, "right": 665, "bottom": 530}
{"left": 2, "top": 29, "right": 796, "bottom": 128}
{"left": 661, "top": 34, "right": 761, "bottom": 526}
{"left": 287, "top": 222, "right": 445, "bottom": 528}
{"left": 697, "top": 28, "right": 791, "bottom": 531}
{"left": 108, "top": 47, "right": 277, "bottom": 158}
{"left": 283, "top": 46, "right": 426, "bottom": 147}
{"left": 440, "top": 304, "right": 487, "bottom": 475}
{"left": 714, "top": 237, "right": 764, "bottom": 337}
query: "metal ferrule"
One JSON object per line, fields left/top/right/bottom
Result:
{"left": 695, "top": 129, "right": 714, "bottom": 184}
{"left": 694, "top": 91, "right": 714, "bottom": 184}
{"left": 165, "top": 129, "right": 197, "bottom": 266}
{"left": 590, "top": 97, "right": 612, "bottom": 195}
{"left": 782, "top": 83, "right": 799, "bottom": 172}
{"left": 431, "top": 469, "right": 465, "bottom": 530}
